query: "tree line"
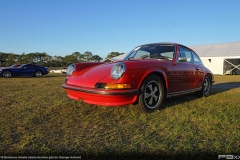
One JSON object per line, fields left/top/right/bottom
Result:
{"left": 0, "top": 51, "right": 125, "bottom": 67}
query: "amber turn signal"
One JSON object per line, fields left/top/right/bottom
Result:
{"left": 104, "top": 83, "right": 131, "bottom": 89}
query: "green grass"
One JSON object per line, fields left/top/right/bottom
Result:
{"left": 0, "top": 74, "right": 239, "bottom": 159}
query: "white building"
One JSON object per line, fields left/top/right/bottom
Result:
{"left": 189, "top": 42, "right": 240, "bottom": 75}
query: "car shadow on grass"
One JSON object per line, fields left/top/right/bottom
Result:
{"left": 160, "top": 82, "right": 240, "bottom": 110}
{"left": 42, "top": 74, "right": 67, "bottom": 78}
{"left": 211, "top": 82, "right": 240, "bottom": 94}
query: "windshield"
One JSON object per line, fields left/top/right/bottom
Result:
{"left": 124, "top": 44, "right": 175, "bottom": 60}
{"left": 17, "top": 64, "right": 26, "bottom": 68}
{"left": 9, "top": 64, "right": 16, "bottom": 67}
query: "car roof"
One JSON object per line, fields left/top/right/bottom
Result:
{"left": 138, "top": 42, "right": 195, "bottom": 52}
{"left": 139, "top": 42, "right": 176, "bottom": 46}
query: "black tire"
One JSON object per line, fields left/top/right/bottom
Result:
{"left": 35, "top": 71, "right": 43, "bottom": 77}
{"left": 3, "top": 71, "right": 12, "bottom": 78}
{"left": 196, "top": 74, "right": 212, "bottom": 97}
{"left": 135, "top": 74, "right": 164, "bottom": 113}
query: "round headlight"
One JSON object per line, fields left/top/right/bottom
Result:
{"left": 66, "top": 64, "right": 76, "bottom": 76}
{"left": 111, "top": 62, "right": 126, "bottom": 79}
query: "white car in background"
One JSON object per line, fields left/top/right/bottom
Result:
{"left": 49, "top": 68, "right": 67, "bottom": 74}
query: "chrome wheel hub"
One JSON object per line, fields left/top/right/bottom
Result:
{"left": 144, "top": 81, "right": 160, "bottom": 108}
{"left": 203, "top": 78, "right": 210, "bottom": 94}
{"left": 4, "top": 72, "right": 11, "bottom": 78}
{"left": 36, "top": 72, "right": 42, "bottom": 77}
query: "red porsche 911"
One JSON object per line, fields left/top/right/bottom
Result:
{"left": 62, "top": 42, "right": 215, "bottom": 113}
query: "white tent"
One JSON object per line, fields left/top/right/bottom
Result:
{"left": 110, "top": 53, "right": 128, "bottom": 62}
{"left": 189, "top": 42, "right": 240, "bottom": 75}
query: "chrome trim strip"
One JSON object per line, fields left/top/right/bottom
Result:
{"left": 62, "top": 84, "right": 139, "bottom": 95}
{"left": 167, "top": 88, "right": 202, "bottom": 98}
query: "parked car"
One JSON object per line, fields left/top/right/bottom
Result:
{"left": 62, "top": 42, "right": 215, "bottom": 113}
{"left": 0, "top": 64, "right": 49, "bottom": 78}
{"left": 50, "top": 68, "right": 67, "bottom": 74}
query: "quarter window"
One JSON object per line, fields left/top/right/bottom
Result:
{"left": 178, "top": 46, "right": 193, "bottom": 63}
{"left": 192, "top": 52, "right": 203, "bottom": 64}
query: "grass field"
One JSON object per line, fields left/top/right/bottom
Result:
{"left": 0, "top": 74, "right": 239, "bottom": 159}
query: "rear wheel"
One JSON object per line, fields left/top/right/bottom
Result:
{"left": 3, "top": 71, "right": 12, "bottom": 78}
{"left": 35, "top": 71, "right": 42, "bottom": 77}
{"left": 196, "top": 74, "right": 211, "bottom": 97}
{"left": 136, "top": 75, "right": 164, "bottom": 113}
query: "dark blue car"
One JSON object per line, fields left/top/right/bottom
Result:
{"left": 0, "top": 64, "right": 49, "bottom": 78}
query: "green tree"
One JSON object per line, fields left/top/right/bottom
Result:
{"left": 72, "top": 52, "right": 81, "bottom": 62}
{"left": 18, "top": 53, "right": 27, "bottom": 64}
{"left": 26, "top": 53, "right": 36, "bottom": 63}
{"left": 53, "top": 56, "right": 64, "bottom": 67}
{"left": 91, "top": 55, "right": 103, "bottom": 62}
{"left": 7, "top": 53, "right": 17, "bottom": 65}
{"left": 43, "top": 55, "right": 53, "bottom": 67}
{"left": 105, "top": 52, "right": 124, "bottom": 60}
{"left": 63, "top": 55, "right": 78, "bottom": 65}
{"left": 0, "top": 52, "right": 8, "bottom": 66}
{"left": 82, "top": 51, "right": 93, "bottom": 62}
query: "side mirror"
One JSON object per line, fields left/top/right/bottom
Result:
{"left": 23, "top": 67, "right": 27, "bottom": 69}
{"left": 178, "top": 57, "right": 187, "bottom": 62}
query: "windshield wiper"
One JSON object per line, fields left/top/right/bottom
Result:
{"left": 127, "top": 55, "right": 150, "bottom": 60}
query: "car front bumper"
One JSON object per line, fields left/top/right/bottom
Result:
{"left": 62, "top": 83, "right": 139, "bottom": 106}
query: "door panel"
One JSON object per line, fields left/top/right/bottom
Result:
{"left": 168, "top": 62, "right": 195, "bottom": 93}
{"left": 19, "top": 65, "right": 36, "bottom": 76}
{"left": 167, "top": 45, "right": 199, "bottom": 93}
{"left": 192, "top": 65, "right": 205, "bottom": 89}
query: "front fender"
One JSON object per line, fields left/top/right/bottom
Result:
{"left": 137, "top": 68, "right": 168, "bottom": 90}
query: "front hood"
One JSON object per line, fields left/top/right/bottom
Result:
{"left": 66, "top": 59, "right": 170, "bottom": 88}
{"left": 66, "top": 63, "right": 115, "bottom": 88}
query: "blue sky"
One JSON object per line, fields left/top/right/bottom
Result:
{"left": 1, "top": 0, "right": 240, "bottom": 59}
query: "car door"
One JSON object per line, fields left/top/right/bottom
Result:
{"left": 170, "top": 46, "right": 196, "bottom": 93}
{"left": 191, "top": 51, "right": 205, "bottom": 89}
{"left": 20, "top": 64, "right": 36, "bottom": 76}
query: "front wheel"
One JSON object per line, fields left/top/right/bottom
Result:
{"left": 35, "top": 71, "right": 43, "bottom": 77}
{"left": 135, "top": 75, "right": 164, "bottom": 113}
{"left": 196, "top": 74, "right": 212, "bottom": 97}
{"left": 3, "top": 71, "right": 12, "bottom": 78}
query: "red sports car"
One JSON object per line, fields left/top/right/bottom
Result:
{"left": 62, "top": 42, "right": 215, "bottom": 113}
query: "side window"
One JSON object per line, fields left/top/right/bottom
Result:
{"left": 26, "top": 65, "right": 35, "bottom": 69}
{"left": 192, "top": 52, "right": 203, "bottom": 65}
{"left": 178, "top": 46, "right": 193, "bottom": 63}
